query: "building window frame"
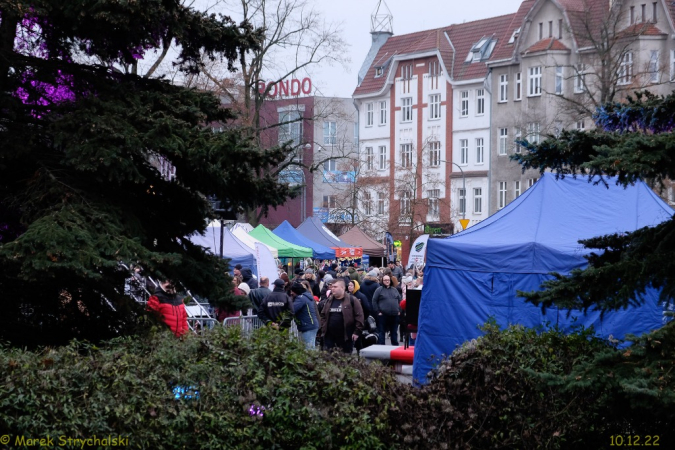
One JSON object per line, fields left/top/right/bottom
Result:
{"left": 555, "top": 66, "right": 563, "bottom": 95}
{"left": 476, "top": 137, "right": 484, "bottom": 164}
{"left": 528, "top": 66, "right": 542, "bottom": 96}
{"left": 401, "top": 97, "right": 413, "bottom": 122}
{"left": 366, "top": 103, "right": 374, "bottom": 126}
{"left": 618, "top": 52, "right": 633, "bottom": 85}
{"left": 460, "top": 139, "right": 469, "bottom": 165}
{"left": 379, "top": 101, "right": 387, "bottom": 125}
{"left": 649, "top": 50, "right": 660, "bottom": 82}
{"left": 574, "top": 64, "right": 586, "bottom": 93}
{"left": 429, "top": 141, "right": 441, "bottom": 167}
{"left": 458, "top": 188, "right": 466, "bottom": 215}
{"left": 473, "top": 187, "right": 483, "bottom": 214}
{"left": 499, "top": 74, "right": 508, "bottom": 102}
{"left": 400, "top": 143, "right": 413, "bottom": 168}
{"left": 378, "top": 146, "right": 387, "bottom": 170}
{"left": 428, "top": 189, "right": 440, "bottom": 218}
{"left": 460, "top": 91, "right": 469, "bottom": 117}
{"left": 515, "top": 72, "right": 522, "bottom": 100}
{"left": 498, "top": 181, "right": 507, "bottom": 209}
{"left": 400, "top": 190, "right": 412, "bottom": 216}
{"left": 323, "top": 121, "right": 337, "bottom": 145}
{"left": 514, "top": 180, "right": 521, "bottom": 198}
{"left": 528, "top": 122, "right": 541, "bottom": 144}
{"left": 365, "top": 147, "right": 374, "bottom": 170}
{"left": 498, "top": 128, "right": 508, "bottom": 155}
{"left": 476, "top": 89, "right": 485, "bottom": 115}
{"left": 377, "top": 192, "right": 386, "bottom": 215}
{"left": 429, "top": 93, "right": 442, "bottom": 120}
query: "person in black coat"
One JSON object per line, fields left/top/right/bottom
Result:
{"left": 347, "top": 279, "right": 371, "bottom": 318}
{"left": 359, "top": 270, "right": 381, "bottom": 306}
{"left": 257, "top": 279, "right": 292, "bottom": 328}
{"left": 240, "top": 267, "right": 259, "bottom": 290}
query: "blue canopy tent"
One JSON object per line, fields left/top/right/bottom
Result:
{"left": 296, "top": 216, "right": 353, "bottom": 248}
{"left": 413, "top": 174, "right": 674, "bottom": 384}
{"left": 190, "top": 222, "right": 257, "bottom": 274}
{"left": 273, "top": 220, "right": 335, "bottom": 260}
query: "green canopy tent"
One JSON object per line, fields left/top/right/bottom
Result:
{"left": 249, "top": 224, "right": 313, "bottom": 258}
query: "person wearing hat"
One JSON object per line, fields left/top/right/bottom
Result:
{"left": 257, "top": 279, "right": 293, "bottom": 329}
{"left": 290, "top": 282, "right": 320, "bottom": 350}
{"left": 240, "top": 267, "right": 258, "bottom": 290}
{"left": 359, "top": 269, "right": 380, "bottom": 310}
{"left": 303, "top": 268, "right": 321, "bottom": 298}
{"left": 233, "top": 264, "right": 242, "bottom": 277}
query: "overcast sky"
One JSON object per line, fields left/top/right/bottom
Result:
{"left": 188, "top": 0, "right": 525, "bottom": 98}
{"left": 308, "top": 0, "right": 525, "bottom": 98}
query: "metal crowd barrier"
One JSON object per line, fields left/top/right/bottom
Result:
{"left": 223, "top": 315, "right": 298, "bottom": 338}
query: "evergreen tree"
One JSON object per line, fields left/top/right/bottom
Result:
{"left": 0, "top": 1, "right": 296, "bottom": 345}
{"left": 512, "top": 91, "right": 675, "bottom": 314}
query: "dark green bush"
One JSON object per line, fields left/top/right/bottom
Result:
{"left": 1, "top": 321, "right": 672, "bottom": 449}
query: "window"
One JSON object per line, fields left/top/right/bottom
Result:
{"left": 366, "top": 103, "right": 374, "bottom": 126}
{"left": 377, "top": 192, "right": 386, "bottom": 214}
{"left": 548, "top": 21, "right": 553, "bottom": 38}
{"left": 458, "top": 188, "right": 466, "bottom": 215}
{"left": 378, "top": 146, "right": 387, "bottom": 170}
{"left": 365, "top": 147, "right": 374, "bottom": 170}
{"left": 528, "top": 178, "right": 538, "bottom": 188}
{"left": 618, "top": 52, "right": 633, "bottom": 85}
{"left": 401, "top": 64, "right": 413, "bottom": 80}
{"left": 353, "top": 122, "right": 359, "bottom": 146}
{"left": 400, "top": 190, "right": 412, "bottom": 216}
{"left": 653, "top": 2, "right": 658, "bottom": 22}
{"left": 323, "top": 121, "right": 336, "bottom": 145}
{"left": 630, "top": 6, "right": 635, "bottom": 24}
{"left": 528, "top": 122, "right": 541, "bottom": 144}
{"left": 649, "top": 50, "right": 659, "bottom": 82}
{"left": 515, "top": 72, "right": 522, "bottom": 100}
{"left": 574, "top": 64, "right": 585, "bottom": 93}
{"left": 476, "top": 138, "right": 484, "bottom": 164}
{"left": 498, "top": 182, "right": 507, "bottom": 209}
{"left": 499, "top": 74, "right": 508, "bottom": 102}
{"left": 514, "top": 128, "right": 522, "bottom": 153}
{"left": 528, "top": 66, "right": 542, "bottom": 96}
{"left": 641, "top": 4, "right": 646, "bottom": 22}
{"left": 460, "top": 91, "right": 469, "bottom": 117}
{"left": 429, "top": 60, "right": 441, "bottom": 89}
{"left": 375, "top": 67, "right": 383, "bottom": 77}
{"left": 473, "top": 188, "right": 482, "bottom": 214}
{"left": 322, "top": 195, "right": 337, "bottom": 209}
{"left": 476, "top": 89, "right": 485, "bottom": 115}
{"left": 460, "top": 139, "right": 469, "bottom": 164}
{"left": 323, "top": 159, "right": 336, "bottom": 171}
{"left": 514, "top": 181, "right": 521, "bottom": 198}
{"left": 576, "top": 119, "right": 585, "bottom": 130}
{"left": 401, "top": 143, "right": 413, "bottom": 168}
{"left": 363, "top": 192, "right": 372, "bottom": 216}
{"left": 278, "top": 110, "right": 302, "bottom": 146}
{"left": 429, "top": 94, "right": 442, "bottom": 119}
{"left": 538, "top": 22, "right": 543, "bottom": 40}
{"left": 555, "top": 66, "right": 563, "bottom": 95}
{"left": 428, "top": 189, "right": 440, "bottom": 218}
{"left": 401, "top": 97, "right": 413, "bottom": 122}
{"left": 499, "top": 128, "right": 508, "bottom": 155}
{"left": 558, "top": 19, "right": 563, "bottom": 39}
{"left": 553, "top": 121, "right": 563, "bottom": 137}
{"left": 379, "top": 101, "right": 387, "bottom": 125}
{"left": 429, "top": 141, "right": 441, "bottom": 167}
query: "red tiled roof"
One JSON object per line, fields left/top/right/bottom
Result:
{"left": 447, "top": 14, "right": 516, "bottom": 81}
{"left": 617, "top": 22, "right": 668, "bottom": 38}
{"left": 353, "top": 27, "right": 448, "bottom": 96}
{"left": 564, "top": 0, "right": 609, "bottom": 48}
{"left": 353, "top": 13, "right": 517, "bottom": 96}
{"left": 490, "top": 0, "right": 536, "bottom": 62}
{"left": 522, "top": 37, "right": 570, "bottom": 55}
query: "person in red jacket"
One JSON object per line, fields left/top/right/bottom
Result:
{"left": 147, "top": 280, "right": 188, "bottom": 337}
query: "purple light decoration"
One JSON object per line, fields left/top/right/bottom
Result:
{"left": 248, "top": 404, "right": 266, "bottom": 417}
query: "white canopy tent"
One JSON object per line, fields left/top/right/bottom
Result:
{"left": 231, "top": 226, "right": 279, "bottom": 258}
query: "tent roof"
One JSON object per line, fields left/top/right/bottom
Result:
{"left": 296, "top": 216, "right": 353, "bottom": 248}
{"left": 273, "top": 221, "right": 335, "bottom": 260}
{"left": 428, "top": 173, "right": 674, "bottom": 274}
{"left": 190, "top": 224, "right": 256, "bottom": 270}
{"left": 339, "top": 226, "right": 387, "bottom": 257}
{"left": 250, "top": 224, "right": 313, "bottom": 258}
{"left": 231, "top": 227, "right": 279, "bottom": 258}
{"left": 231, "top": 222, "right": 253, "bottom": 233}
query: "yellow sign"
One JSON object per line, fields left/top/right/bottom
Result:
{"left": 459, "top": 219, "right": 470, "bottom": 230}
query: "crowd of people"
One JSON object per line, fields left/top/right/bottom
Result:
{"left": 146, "top": 259, "right": 424, "bottom": 352}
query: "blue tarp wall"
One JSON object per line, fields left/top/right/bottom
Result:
{"left": 413, "top": 174, "right": 674, "bottom": 384}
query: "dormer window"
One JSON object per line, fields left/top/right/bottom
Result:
{"left": 508, "top": 28, "right": 520, "bottom": 44}
{"left": 375, "top": 67, "right": 384, "bottom": 77}
{"left": 465, "top": 36, "right": 497, "bottom": 63}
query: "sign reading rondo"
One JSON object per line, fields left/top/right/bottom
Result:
{"left": 258, "top": 78, "right": 312, "bottom": 98}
